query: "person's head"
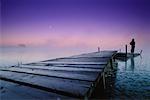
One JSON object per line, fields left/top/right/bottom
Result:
{"left": 132, "top": 38, "right": 135, "bottom": 41}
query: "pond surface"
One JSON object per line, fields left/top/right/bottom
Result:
{"left": 112, "top": 52, "right": 150, "bottom": 99}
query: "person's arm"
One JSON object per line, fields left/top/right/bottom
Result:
{"left": 130, "top": 41, "right": 132, "bottom": 45}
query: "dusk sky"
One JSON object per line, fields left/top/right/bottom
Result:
{"left": 1, "top": 0, "right": 150, "bottom": 50}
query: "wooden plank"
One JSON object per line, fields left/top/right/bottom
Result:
{"left": 25, "top": 63, "right": 106, "bottom": 69}
{"left": 4, "top": 65, "right": 105, "bottom": 72}
{"left": 0, "top": 70, "right": 93, "bottom": 97}
{"left": 116, "top": 52, "right": 140, "bottom": 57}
{"left": 53, "top": 64, "right": 105, "bottom": 69}
{"left": 38, "top": 61, "right": 107, "bottom": 65}
{"left": 44, "top": 57, "right": 110, "bottom": 62}
{"left": 21, "top": 64, "right": 106, "bottom": 71}
{"left": 0, "top": 80, "right": 69, "bottom": 100}
{"left": 0, "top": 67, "right": 101, "bottom": 82}
{"left": 69, "top": 51, "right": 117, "bottom": 58}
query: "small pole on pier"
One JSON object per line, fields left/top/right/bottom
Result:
{"left": 125, "top": 45, "right": 127, "bottom": 58}
{"left": 98, "top": 47, "right": 100, "bottom": 52}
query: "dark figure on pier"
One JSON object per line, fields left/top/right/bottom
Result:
{"left": 130, "top": 38, "right": 135, "bottom": 53}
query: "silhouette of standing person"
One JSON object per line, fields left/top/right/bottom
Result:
{"left": 130, "top": 38, "right": 135, "bottom": 53}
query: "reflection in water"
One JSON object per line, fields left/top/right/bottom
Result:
{"left": 125, "top": 61, "right": 127, "bottom": 71}
{"left": 130, "top": 57, "right": 135, "bottom": 71}
{"left": 124, "top": 57, "right": 135, "bottom": 71}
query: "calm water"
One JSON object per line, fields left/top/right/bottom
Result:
{"left": 0, "top": 46, "right": 150, "bottom": 99}
{"left": 113, "top": 52, "right": 150, "bottom": 99}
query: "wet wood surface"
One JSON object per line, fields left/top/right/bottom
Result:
{"left": 0, "top": 51, "right": 117, "bottom": 99}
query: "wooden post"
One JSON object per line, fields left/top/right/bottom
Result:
{"left": 125, "top": 45, "right": 127, "bottom": 58}
{"left": 110, "top": 58, "right": 113, "bottom": 70}
{"left": 103, "top": 72, "right": 106, "bottom": 89}
{"left": 98, "top": 47, "right": 100, "bottom": 52}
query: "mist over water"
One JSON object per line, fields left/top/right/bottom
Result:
{"left": 0, "top": 46, "right": 96, "bottom": 66}
{"left": 0, "top": 42, "right": 150, "bottom": 99}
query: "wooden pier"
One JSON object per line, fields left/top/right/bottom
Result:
{"left": 115, "top": 52, "right": 140, "bottom": 61}
{"left": 0, "top": 51, "right": 117, "bottom": 99}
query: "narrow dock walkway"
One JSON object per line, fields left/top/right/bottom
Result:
{"left": 115, "top": 52, "right": 140, "bottom": 61}
{"left": 0, "top": 51, "right": 117, "bottom": 99}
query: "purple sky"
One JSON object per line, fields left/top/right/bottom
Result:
{"left": 1, "top": 0, "right": 150, "bottom": 50}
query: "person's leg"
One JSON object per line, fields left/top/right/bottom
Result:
{"left": 133, "top": 46, "right": 135, "bottom": 53}
{"left": 131, "top": 46, "right": 135, "bottom": 53}
{"left": 131, "top": 46, "right": 134, "bottom": 53}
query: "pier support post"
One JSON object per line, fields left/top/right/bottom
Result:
{"left": 110, "top": 58, "right": 113, "bottom": 70}
{"left": 102, "top": 72, "right": 106, "bottom": 89}
{"left": 125, "top": 45, "right": 127, "bottom": 58}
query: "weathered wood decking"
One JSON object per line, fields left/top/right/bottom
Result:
{"left": 0, "top": 51, "right": 117, "bottom": 99}
{"left": 115, "top": 52, "right": 140, "bottom": 61}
